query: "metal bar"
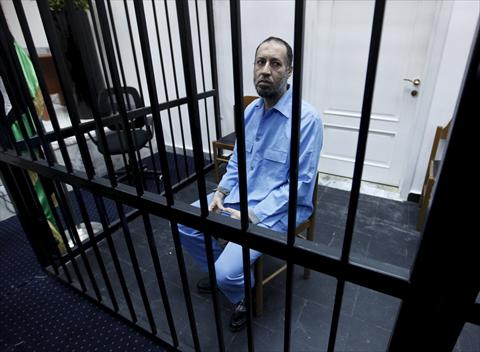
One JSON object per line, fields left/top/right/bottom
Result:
{"left": 151, "top": 0, "right": 181, "bottom": 182}
{"left": 194, "top": 0, "right": 213, "bottom": 163}
{"left": 327, "top": 1, "right": 386, "bottom": 351}
{"left": 176, "top": 1, "right": 225, "bottom": 350}
{"left": 130, "top": 0, "right": 174, "bottom": 204}
{"left": 85, "top": 0, "right": 126, "bottom": 188}
{"left": 121, "top": 0, "right": 148, "bottom": 189}
{"left": 12, "top": 0, "right": 73, "bottom": 171}
{"left": 93, "top": 195, "right": 138, "bottom": 320}
{"left": 141, "top": 212, "right": 179, "bottom": 346}
{"left": 54, "top": 181, "right": 102, "bottom": 299}
{"left": 36, "top": 175, "right": 73, "bottom": 283}
{"left": 95, "top": 0, "right": 144, "bottom": 195}
{"left": 284, "top": 1, "right": 306, "bottom": 350}
{"left": 115, "top": 202, "right": 157, "bottom": 334}
{"left": 36, "top": 0, "right": 96, "bottom": 179}
{"left": 229, "top": 0, "right": 254, "bottom": 349}
{"left": 389, "top": 20, "right": 480, "bottom": 351}
{"left": 59, "top": 207, "right": 142, "bottom": 263}
{"left": 163, "top": 0, "right": 190, "bottom": 176}
{"left": 18, "top": 90, "right": 217, "bottom": 150}
{"left": 0, "top": 150, "right": 412, "bottom": 299}
{"left": 45, "top": 265, "right": 181, "bottom": 352}
{"left": 205, "top": 0, "right": 222, "bottom": 141}
{"left": 0, "top": 22, "right": 38, "bottom": 161}
{"left": 85, "top": 0, "right": 130, "bottom": 179}
{"left": 73, "top": 187, "right": 119, "bottom": 311}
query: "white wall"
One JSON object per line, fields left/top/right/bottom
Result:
{"left": 3, "top": 0, "right": 478, "bottom": 197}
{"left": 409, "top": 0, "right": 479, "bottom": 195}
{"left": 2, "top": 0, "right": 217, "bottom": 161}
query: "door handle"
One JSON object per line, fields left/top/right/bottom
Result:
{"left": 403, "top": 78, "right": 421, "bottom": 86}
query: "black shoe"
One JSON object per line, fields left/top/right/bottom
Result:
{"left": 230, "top": 299, "right": 247, "bottom": 332}
{"left": 196, "top": 276, "right": 213, "bottom": 293}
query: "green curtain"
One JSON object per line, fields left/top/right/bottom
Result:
{"left": 12, "top": 42, "right": 64, "bottom": 252}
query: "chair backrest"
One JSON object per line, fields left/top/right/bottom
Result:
{"left": 97, "top": 86, "right": 144, "bottom": 130}
{"left": 243, "top": 95, "right": 258, "bottom": 108}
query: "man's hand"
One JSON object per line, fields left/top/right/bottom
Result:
{"left": 223, "top": 207, "right": 241, "bottom": 220}
{"left": 208, "top": 190, "right": 225, "bottom": 213}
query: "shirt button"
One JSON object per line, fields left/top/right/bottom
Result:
{"left": 250, "top": 166, "right": 254, "bottom": 170}
{"left": 255, "top": 137, "right": 260, "bottom": 141}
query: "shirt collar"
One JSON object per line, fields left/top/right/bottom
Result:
{"left": 254, "top": 85, "right": 292, "bottom": 119}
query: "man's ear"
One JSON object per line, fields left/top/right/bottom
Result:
{"left": 287, "top": 66, "right": 293, "bottom": 78}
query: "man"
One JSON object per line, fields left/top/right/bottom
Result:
{"left": 179, "top": 37, "right": 323, "bottom": 331}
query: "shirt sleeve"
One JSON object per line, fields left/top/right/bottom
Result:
{"left": 252, "top": 112, "right": 323, "bottom": 227}
{"left": 217, "top": 143, "right": 238, "bottom": 194}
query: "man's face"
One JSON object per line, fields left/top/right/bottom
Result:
{"left": 254, "top": 41, "right": 292, "bottom": 99}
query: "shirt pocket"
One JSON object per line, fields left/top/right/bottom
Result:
{"left": 263, "top": 148, "right": 287, "bottom": 164}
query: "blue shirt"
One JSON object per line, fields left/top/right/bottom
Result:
{"left": 218, "top": 87, "right": 323, "bottom": 232}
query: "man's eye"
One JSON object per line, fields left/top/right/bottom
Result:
{"left": 256, "top": 59, "right": 265, "bottom": 65}
{"left": 271, "top": 62, "right": 281, "bottom": 68}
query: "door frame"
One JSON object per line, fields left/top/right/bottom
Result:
{"left": 399, "top": 0, "right": 454, "bottom": 199}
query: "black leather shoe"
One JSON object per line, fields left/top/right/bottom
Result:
{"left": 230, "top": 299, "right": 247, "bottom": 332}
{"left": 196, "top": 276, "right": 213, "bottom": 293}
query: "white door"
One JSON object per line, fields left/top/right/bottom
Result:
{"left": 303, "top": 0, "right": 440, "bottom": 186}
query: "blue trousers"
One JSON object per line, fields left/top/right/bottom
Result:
{"left": 178, "top": 193, "right": 263, "bottom": 304}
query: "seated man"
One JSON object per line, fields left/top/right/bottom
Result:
{"left": 179, "top": 36, "right": 323, "bottom": 331}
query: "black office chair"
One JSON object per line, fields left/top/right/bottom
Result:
{"left": 95, "top": 86, "right": 158, "bottom": 182}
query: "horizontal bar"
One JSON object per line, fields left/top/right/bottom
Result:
{"left": 0, "top": 150, "right": 410, "bottom": 299}
{"left": 17, "top": 90, "right": 217, "bottom": 150}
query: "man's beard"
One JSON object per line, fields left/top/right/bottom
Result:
{"left": 255, "top": 77, "right": 288, "bottom": 99}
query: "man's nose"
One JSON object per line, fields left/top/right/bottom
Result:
{"left": 260, "top": 62, "right": 271, "bottom": 75}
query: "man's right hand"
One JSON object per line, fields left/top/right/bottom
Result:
{"left": 208, "top": 190, "right": 225, "bottom": 213}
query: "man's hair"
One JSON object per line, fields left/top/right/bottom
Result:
{"left": 255, "top": 37, "right": 293, "bottom": 67}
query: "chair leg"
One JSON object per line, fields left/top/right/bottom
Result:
{"left": 254, "top": 256, "right": 263, "bottom": 316}
{"left": 213, "top": 143, "right": 220, "bottom": 183}
{"left": 304, "top": 226, "right": 315, "bottom": 279}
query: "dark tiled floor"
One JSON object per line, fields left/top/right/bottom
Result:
{"left": 55, "top": 171, "right": 478, "bottom": 351}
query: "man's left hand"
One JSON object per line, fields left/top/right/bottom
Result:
{"left": 223, "top": 207, "right": 241, "bottom": 220}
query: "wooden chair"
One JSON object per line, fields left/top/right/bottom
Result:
{"left": 253, "top": 172, "right": 320, "bottom": 316}
{"left": 417, "top": 120, "right": 451, "bottom": 230}
{"left": 212, "top": 95, "right": 258, "bottom": 182}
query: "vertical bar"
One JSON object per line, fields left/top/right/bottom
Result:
{"left": 284, "top": 1, "right": 306, "bottom": 351}
{"left": 93, "top": 195, "right": 138, "bottom": 321}
{"left": 229, "top": 0, "right": 254, "bottom": 350}
{"left": 130, "top": 1, "right": 175, "bottom": 208}
{"left": 36, "top": 0, "right": 96, "bottom": 179}
{"left": 73, "top": 188, "right": 119, "bottom": 311}
{"left": 151, "top": 0, "right": 181, "bottom": 183}
{"left": 176, "top": 1, "right": 225, "bottom": 351}
{"left": 194, "top": 0, "right": 213, "bottom": 163}
{"left": 120, "top": 0, "right": 149, "bottom": 190}
{"left": 127, "top": 3, "right": 202, "bottom": 343}
{"left": 13, "top": 0, "right": 72, "bottom": 170}
{"left": 131, "top": 0, "right": 185, "bottom": 344}
{"left": 0, "top": 19, "right": 37, "bottom": 161}
{"left": 327, "top": 1, "right": 386, "bottom": 352}
{"left": 163, "top": 0, "right": 190, "bottom": 177}
{"left": 85, "top": 0, "right": 125, "bottom": 187}
{"left": 95, "top": 0, "right": 144, "bottom": 195}
{"left": 389, "top": 21, "right": 480, "bottom": 351}
{"left": 53, "top": 180, "right": 101, "bottom": 298}
{"left": 37, "top": 176, "right": 74, "bottom": 283}
{"left": 141, "top": 212, "right": 179, "bottom": 347}
{"left": 205, "top": 0, "right": 222, "bottom": 141}
{"left": 115, "top": 202, "right": 157, "bottom": 335}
